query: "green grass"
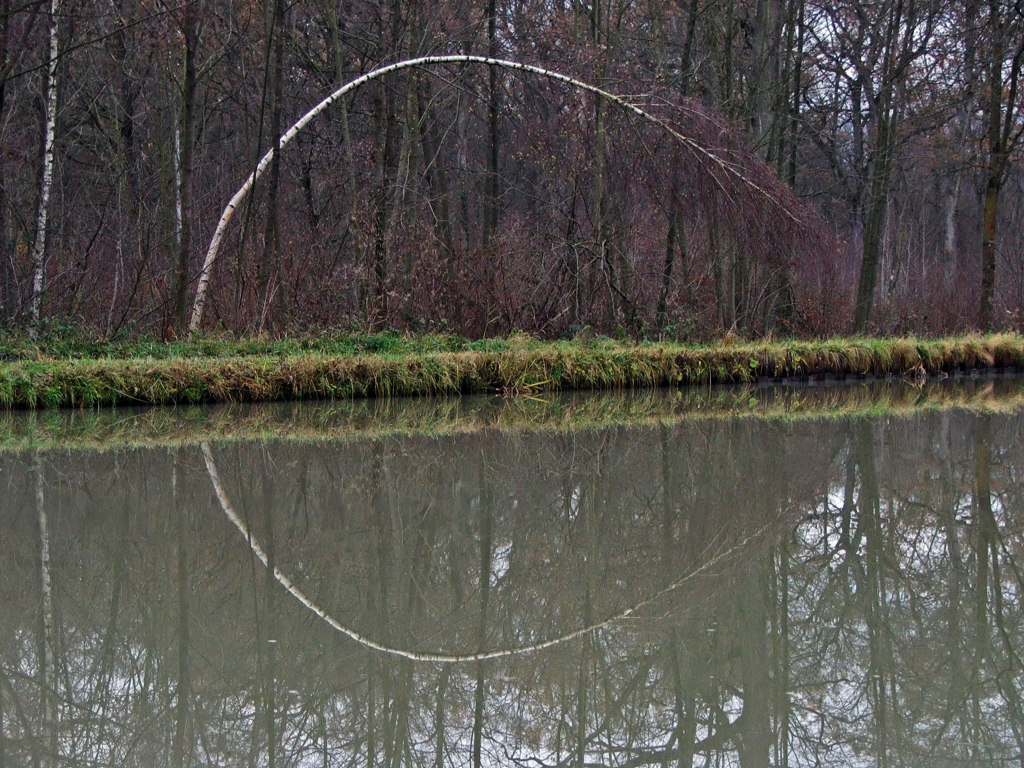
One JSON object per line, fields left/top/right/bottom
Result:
{"left": 0, "top": 327, "right": 481, "bottom": 362}
{"left": 0, "top": 330, "right": 1022, "bottom": 409}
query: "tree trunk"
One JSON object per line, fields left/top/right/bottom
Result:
{"left": 326, "top": 3, "right": 360, "bottom": 226}
{"left": 979, "top": 175, "right": 999, "bottom": 331}
{"left": 29, "top": 0, "right": 59, "bottom": 334}
{"left": 369, "top": 86, "right": 395, "bottom": 327}
{"left": 978, "top": 0, "right": 1023, "bottom": 331}
{"left": 656, "top": 210, "right": 679, "bottom": 334}
{"left": 415, "top": 77, "right": 455, "bottom": 257}
{"left": 0, "top": 0, "right": 14, "bottom": 322}
{"left": 853, "top": 112, "right": 895, "bottom": 334}
{"left": 171, "top": 8, "right": 199, "bottom": 337}
{"left": 258, "top": 0, "right": 286, "bottom": 331}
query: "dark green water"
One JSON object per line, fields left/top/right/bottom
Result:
{"left": 2, "top": 382, "right": 1023, "bottom": 767}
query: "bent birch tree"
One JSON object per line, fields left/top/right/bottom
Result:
{"left": 188, "top": 55, "right": 804, "bottom": 336}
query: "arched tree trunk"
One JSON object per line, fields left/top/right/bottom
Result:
{"left": 188, "top": 56, "right": 805, "bottom": 336}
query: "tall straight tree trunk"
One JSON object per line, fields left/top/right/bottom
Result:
{"left": 853, "top": 112, "right": 895, "bottom": 333}
{"left": 656, "top": 0, "right": 699, "bottom": 335}
{"left": 980, "top": 173, "right": 999, "bottom": 331}
{"left": 29, "top": 0, "right": 59, "bottom": 334}
{"left": 942, "top": 1, "right": 979, "bottom": 272}
{"left": 749, "top": 0, "right": 782, "bottom": 157}
{"left": 481, "top": 0, "right": 500, "bottom": 329}
{"left": 483, "top": 0, "right": 500, "bottom": 248}
{"left": 979, "top": 0, "right": 1004, "bottom": 331}
{"left": 258, "top": 0, "right": 286, "bottom": 331}
{"left": 769, "top": 0, "right": 805, "bottom": 328}
{"left": 656, "top": 211, "right": 679, "bottom": 333}
{"left": 369, "top": 86, "right": 396, "bottom": 326}
{"left": 782, "top": 0, "right": 805, "bottom": 185}
{"left": 850, "top": 0, "right": 935, "bottom": 333}
{"left": 415, "top": 77, "right": 455, "bottom": 257}
{"left": 326, "top": 4, "right": 360, "bottom": 225}
{"left": 978, "top": 0, "right": 1023, "bottom": 330}
{"left": 171, "top": 8, "right": 199, "bottom": 337}
{"left": 0, "top": 0, "right": 14, "bottom": 322}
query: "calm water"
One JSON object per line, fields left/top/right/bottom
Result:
{"left": 2, "top": 381, "right": 1024, "bottom": 767}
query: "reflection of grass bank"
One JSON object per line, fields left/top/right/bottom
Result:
{"left": 3, "top": 376, "right": 1023, "bottom": 453}
{"left": 1, "top": 332, "right": 1023, "bottom": 409}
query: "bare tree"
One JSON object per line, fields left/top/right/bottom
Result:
{"left": 849, "top": 0, "right": 937, "bottom": 332}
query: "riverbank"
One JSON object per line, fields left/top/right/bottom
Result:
{"left": 1, "top": 332, "right": 1022, "bottom": 409}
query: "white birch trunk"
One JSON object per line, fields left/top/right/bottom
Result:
{"left": 174, "top": 113, "right": 184, "bottom": 252}
{"left": 943, "top": 173, "right": 961, "bottom": 258}
{"left": 29, "top": 0, "right": 59, "bottom": 332}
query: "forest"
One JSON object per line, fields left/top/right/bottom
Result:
{"left": 1, "top": 0, "right": 1023, "bottom": 341}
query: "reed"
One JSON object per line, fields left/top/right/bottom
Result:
{"left": 0, "top": 333, "right": 1021, "bottom": 409}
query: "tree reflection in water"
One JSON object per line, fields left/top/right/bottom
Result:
{"left": 1, "top": 395, "right": 1023, "bottom": 767}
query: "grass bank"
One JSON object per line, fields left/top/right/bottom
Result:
{"left": 1, "top": 332, "right": 1023, "bottom": 409}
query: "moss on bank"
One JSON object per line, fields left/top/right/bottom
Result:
{"left": 0, "top": 333, "right": 1022, "bottom": 409}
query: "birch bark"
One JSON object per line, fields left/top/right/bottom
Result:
{"left": 29, "top": 0, "right": 59, "bottom": 333}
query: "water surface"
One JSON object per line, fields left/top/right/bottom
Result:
{"left": 2, "top": 380, "right": 1023, "bottom": 767}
